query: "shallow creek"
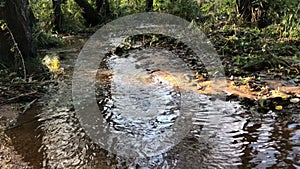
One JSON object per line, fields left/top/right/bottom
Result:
{"left": 4, "top": 47, "right": 300, "bottom": 169}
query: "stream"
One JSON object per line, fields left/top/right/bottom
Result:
{"left": 4, "top": 44, "right": 300, "bottom": 169}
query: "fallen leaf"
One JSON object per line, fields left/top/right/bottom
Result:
{"left": 275, "top": 105, "right": 283, "bottom": 110}
{"left": 290, "top": 98, "right": 300, "bottom": 103}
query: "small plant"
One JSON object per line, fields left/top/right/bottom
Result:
{"left": 42, "top": 54, "right": 64, "bottom": 79}
{"left": 0, "top": 20, "right": 27, "bottom": 80}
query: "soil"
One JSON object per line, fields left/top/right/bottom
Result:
{"left": 0, "top": 104, "right": 30, "bottom": 169}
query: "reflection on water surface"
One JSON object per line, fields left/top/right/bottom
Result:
{"left": 5, "top": 49, "right": 300, "bottom": 169}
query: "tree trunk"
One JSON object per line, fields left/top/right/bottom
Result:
{"left": 254, "top": 1, "right": 270, "bottom": 28}
{"left": 0, "top": 0, "right": 37, "bottom": 73}
{"left": 146, "top": 0, "right": 153, "bottom": 12}
{"left": 0, "top": 28, "right": 11, "bottom": 66}
{"left": 236, "top": 0, "right": 252, "bottom": 22}
{"left": 96, "top": 0, "right": 110, "bottom": 17}
{"left": 52, "top": 0, "right": 64, "bottom": 33}
{"left": 236, "top": 0, "right": 270, "bottom": 28}
{"left": 74, "top": 0, "right": 100, "bottom": 26}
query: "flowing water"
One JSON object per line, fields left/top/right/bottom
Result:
{"left": 4, "top": 47, "right": 300, "bottom": 169}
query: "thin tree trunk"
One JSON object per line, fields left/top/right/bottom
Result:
{"left": 146, "top": 0, "right": 153, "bottom": 12}
{"left": 236, "top": 0, "right": 270, "bottom": 28}
{"left": 236, "top": 0, "right": 252, "bottom": 22}
{"left": 96, "top": 0, "right": 110, "bottom": 17}
{"left": 52, "top": 0, "right": 64, "bottom": 33}
{"left": 74, "top": 0, "right": 100, "bottom": 26}
{"left": 96, "top": 0, "right": 104, "bottom": 12}
{"left": 0, "top": 28, "right": 11, "bottom": 66}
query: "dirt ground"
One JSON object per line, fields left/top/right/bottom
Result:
{"left": 0, "top": 104, "right": 30, "bottom": 169}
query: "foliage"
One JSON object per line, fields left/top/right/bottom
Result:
{"left": 155, "top": 0, "right": 202, "bottom": 21}
{"left": 268, "top": 0, "right": 300, "bottom": 36}
{"left": 23, "top": 0, "right": 300, "bottom": 39}
{"left": 12, "top": 0, "right": 300, "bottom": 75}
{"left": 29, "top": 0, "right": 54, "bottom": 32}
{"left": 32, "top": 24, "right": 65, "bottom": 47}
{"left": 110, "top": 0, "right": 146, "bottom": 17}
{"left": 29, "top": 0, "right": 85, "bottom": 47}
{"left": 60, "top": 0, "right": 85, "bottom": 32}
{"left": 178, "top": 0, "right": 300, "bottom": 75}
{"left": 29, "top": 0, "right": 85, "bottom": 33}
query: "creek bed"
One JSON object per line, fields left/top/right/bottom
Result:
{"left": 1, "top": 43, "right": 300, "bottom": 169}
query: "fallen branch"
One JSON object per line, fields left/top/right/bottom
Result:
{"left": 7, "top": 91, "right": 37, "bottom": 101}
